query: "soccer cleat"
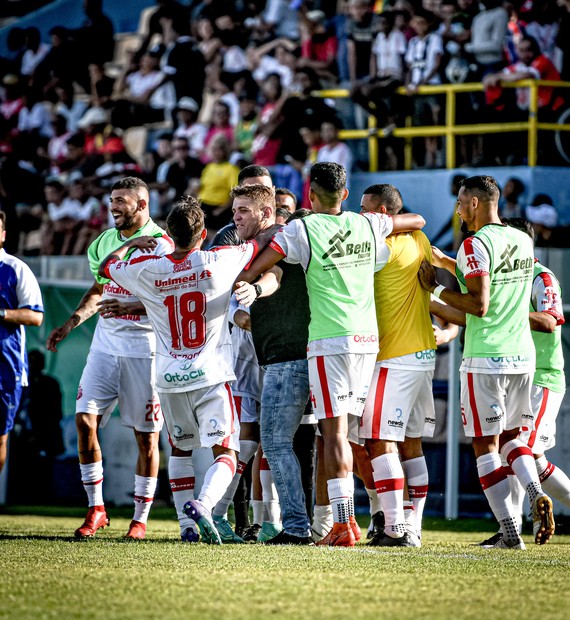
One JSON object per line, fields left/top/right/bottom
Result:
{"left": 349, "top": 516, "right": 362, "bottom": 542}
{"left": 74, "top": 506, "right": 110, "bottom": 538}
{"left": 532, "top": 493, "right": 555, "bottom": 545}
{"left": 367, "top": 532, "right": 414, "bottom": 547}
{"left": 257, "top": 521, "right": 282, "bottom": 542}
{"left": 367, "top": 511, "right": 385, "bottom": 540}
{"left": 316, "top": 522, "right": 356, "bottom": 547}
{"left": 489, "top": 536, "right": 526, "bottom": 550}
{"left": 263, "top": 530, "right": 315, "bottom": 545}
{"left": 241, "top": 523, "right": 262, "bottom": 542}
{"left": 125, "top": 520, "right": 146, "bottom": 540}
{"left": 181, "top": 526, "right": 200, "bottom": 543}
{"left": 478, "top": 532, "right": 503, "bottom": 548}
{"left": 213, "top": 516, "right": 244, "bottom": 544}
{"left": 405, "top": 524, "right": 421, "bottom": 548}
{"left": 183, "top": 500, "right": 222, "bottom": 545}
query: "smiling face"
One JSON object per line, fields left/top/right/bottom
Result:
{"left": 109, "top": 188, "right": 146, "bottom": 234}
{"left": 232, "top": 196, "right": 266, "bottom": 240}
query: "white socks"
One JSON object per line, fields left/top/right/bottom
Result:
{"left": 133, "top": 475, "right": 157, "bottom": 524}
{"left": 80, "top": 461, "right": 104, "bottom": 507}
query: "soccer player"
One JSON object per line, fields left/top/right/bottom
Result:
{"left": 236, "top": 162, "right": 425, "bottom": 546}
{"left": 419, "top": 175, "right": 555, "bottom": 549}
{"left": 99, "top": 196, "right": 260, "bottom": 544}
{"left": 479, "top": 218, "right": 568, "bottom": 545}
{"left": 0, "top": 211, "right": 44, "bottom": 474}
{"left": 46, "top": 177, "right": 173, "bottom": 540}
{"left": 359, "top": 184, "right": 436, "bottom": 547}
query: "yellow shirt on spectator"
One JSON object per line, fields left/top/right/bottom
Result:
{"left": 198, "top": 162, "right": 240, "bottom": 207}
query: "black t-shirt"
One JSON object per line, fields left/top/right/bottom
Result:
{"left": 347, "top": 13, "right": 378, "bottom": 79}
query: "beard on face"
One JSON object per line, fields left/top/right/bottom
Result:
{"left": 115, "top": 210, "right": 137, "bottom": 231}
{"left": 460, "top": 220, "right": 469, "bottom": 234}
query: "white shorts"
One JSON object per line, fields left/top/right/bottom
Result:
{"left": 519, "top": 385, "right": 565, "bottom": 453}
{"left": 160, "top": 382, "right": 240, "bottom": 451}
{"left": 460, "top": 371, "right": 533, "bottom": 438}
{"left": 316, "top": 413, "right": 362, "bottom": 444}
{"left": 234, "top": 395, "right": 259, "bottom": 424}
{"left": 308, "top": 353, "right": 376, "bottom": 420}
{"left": 360, "top": 364, "right": 436, "bottom": 441}
{"left": 76, "top": 350, "right": 163, "bottom": 433}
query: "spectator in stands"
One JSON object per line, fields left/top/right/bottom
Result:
{"left": 202, "top": 101, "right": 235, "bottom": 162}
{"left": 351, "top": 10, "right": 407, "bottom": 130}
{"left": 111, "top": 51, "right": 171, "bottom": 129}
{"left": 67, "top": 0, "right": 115, "bottom": 69}
{"left": 525, "top": 193, "right": 562, "bottom": 247}
{"left": 69, "top": 179, "right": 107, "bottom": 254}
{"left": 251, "top": 73, "right": 283, "bottom": 166}
{"left": 53, "top": 81, "right": 89, "bottom": 133}
{"left": 160, "top": 15, "right": 206, "bottom": 107}
{"left": 173, "top": 97, "right": 207, "bottom": 159}
{"left": 246, "top": 38, "right": 296, "bottom": 89}
{"left": 299, "top": 10, "right": 339, "bottom": 84}
{"left": 262, "top": 0, "right": 302, "bottom": 41}
{"left": 194, "top": 17, "right": 223, "bottom": 65}
{"left": 556, "top": 0, "right": 570, "bottom": 81}
{"left": 46, "top": 114, "right": 73, "bottom": 173}
{"left": 20, "top": 27, "right": 50, "bottom": 82}
{"left": 198, "top": 135, "right": 240, "bottom": 238}
{"left": 499, "top": 177, "right": 525, "bottom": 219}
{"left": 405, "top": 9, "right": 444, "bottom": 168}
{"left": 235, "top": 91, "right": 259, "bottom": 162}
{"left": 41, "top": 179, "right": 84, "bottom": 255}
{"left": 346, "top": 0, "right": 380, "bottom": 86}
{"left": 464, "top": 0, "right": 508, "bottom": 76}
{"left": 0, "top": 74, "right": 25, "bottom": 131}
{"left": 164, "top": 136, "right": 203, "bottom": 199}
{"left": 17, "top": 87, "right": 53, "bottom": 142}
{"left": 525, "top": 0, "right": 560, "bottom": 63}
{"left": 1, "top": 27, "right": 26, "bottom": 76}
{"left": 275, "top": 187, "right": 298, "bottom": 214}
{"left": 317, "top": 119, "right": 354, "bottom": 188}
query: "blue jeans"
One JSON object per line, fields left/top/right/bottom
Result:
{"left": 260, "top": 359, "right": 311, "bottom": 537}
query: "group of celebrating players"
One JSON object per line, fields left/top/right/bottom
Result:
{"left": 45, "top": 162, "right": 567, "bottom": 549}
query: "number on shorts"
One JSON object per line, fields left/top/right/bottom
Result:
{"left": 164, "top": 292, "right": 207, "bottom": 350}
{"left": 145, "top": 402, "right": 161, "bottom": 422}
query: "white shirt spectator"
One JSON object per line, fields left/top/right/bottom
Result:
{"left": 48, "top": 197, "right": 84, "bottom": 222}
{"left": 372, "top": 30, "right": 408, "bottom": 80}
{"left": 173, "top": 123, "right": 208, "bottom": 159}
{"left": 21, "top": 43, "right": 50, "bottom": 76}
{"left": 405, "top": 33, "right": 444, "bottom": 85}
{"left": 18, "top": 101, "right": 53, "bottom": 137}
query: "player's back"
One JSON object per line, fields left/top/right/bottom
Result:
{"left": 375, "top": 230, "right": 435, "bottom": 360}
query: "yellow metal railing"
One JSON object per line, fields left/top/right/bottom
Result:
{"left": 314, "top": 80, "right": 570, "bottom": 171}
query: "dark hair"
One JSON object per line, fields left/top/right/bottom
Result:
{"left": 309, "top": 162, "right": 346, "bottom": 207}
{"left": 230, "top": 183, "right": 275, "bottom": 211}
{"left": 286, "top": 208, "right": 312, "bottom": 223}
{"left": 0, "top": 211, "right": 6, "bottom": 228}
{"left": 111, "top": 176, "right": 150, "bottom": 197}
{"left": 275, "top": 187, "right": 297, "bottom": 206}
{"left": 45, "top": 179, "right": 65, "bottom": 193}
{"left": 166, "top": 196, "right": 205, "bottom": 248}
{"left": 238, "top": 165, "right": 271, "bottom": 185}
{"left": 530, "top": 193, "right": 553, "bottom": 206}
{"left": 506, "top": 176, "right": 525, "bottom": 197}
{"left": 67, "top": 132, "right": 86, "bottom": 148}
{"left": 502, "top": 217, "right": 535, "bottom": 243}
{"left": 362, "top": 184, "right": 403, "bottom": 214}
{"left": 276, "top": 207, "right": 291, "bottom": 220}
{"left": 460, "top": 175, "right": 500, "bottom": 202}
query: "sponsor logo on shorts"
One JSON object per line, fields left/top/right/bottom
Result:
{"left": 338, "top": 394, "right": 348, "bottom": 401}
{"left": 164, "top": 369, "right": 206, "bottom": 383}
{"left": 521, "top": 413, "right": 534, "bottom": 420}
{"left": 415, "top": 350, "right": 436, "bottom": 360}
{"left": 353, "top": 334, "right": 377, "bottom": 343}
{"left": 388, "top": 420, "right": 404, "bottom": 428}
{"left": 425, "top": 417, "right": 436, "bottom": 424}
{"left": 173, "top": 425, "right": 194, "bottom": 441}
{"left": 207, "top": 430, "right": 226, "bottom": 437}
{"left": 207, "top": 418, "right": 226, "bottom": 437}
{"left": 539, "top": 435, "right": 549, "bottom": 442}
{"left": 490, "top": 355, "right": 531, "bottom": 363}
{"left": 395, "top": 408, "right": 403, "bottom": 419}
{"left": 486, "top": 404, "right": 503, "bottom": 423}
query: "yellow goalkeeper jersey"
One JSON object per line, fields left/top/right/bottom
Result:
{"left": 374, "top": 230, "right": 436, "bottom": 361}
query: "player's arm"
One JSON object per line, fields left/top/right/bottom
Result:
{"left": 97, "top": 236, "right": 158, "bottom": 279}
{"left": 431, "top": 245, "right": 457, "bottom": 274}
{"left": 97, "top": 299, "right": 147, "bottom": 319}
{"left": 234, "top": 247, "right": 284, "bottom": 287}
{"left": 235, "top": 265, "right": 283, "bottom": 308}
{"left": 419, "top": 259, "right": 489, "bottom": 317}
{"left": 0, "top": 308, "right": 43, "bottom": 327}
{"left": 430, "top": 297, "right": 466, "bottom": 326}
{"left": 530, "top": 311, "right": 558, "bottom": 333}
{"left": 391, "top": 213, "right": 425, "bottom": 233}
{"left": 46, "top": 281, "right": 104, "bottom": 352}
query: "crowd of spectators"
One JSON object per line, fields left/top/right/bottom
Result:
{"left": 0, "top": 0, "right": 569, "bottom": 255}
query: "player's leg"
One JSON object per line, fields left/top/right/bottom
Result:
{"left": 311, "top": 434, "right": 333, "bottom": 541}
{"left": 499, "top": 374, "right": 554, "bottom": 544}
{"left": 127, "top": 429, "right": 160, "bottom": 539}
{"left": 0, "top": 432, "right": 8, "bottom": 474}
{"left": 462, "top": 371, "right": 524, "bottom": 549}
{"left": 0, "top": 385, "right": 23, "bottom": 473}
{"left": 168, "top": 445, "right": 199, "bottom": 542}
{"left": 119, "top": 357, "right": 164, "bottom": 540}
{"left": 400, "top": 437, "right": 428, "bottom": 542}
{"left": 258, "top": 449, "right": 282, "bottom": 540}
{"left": 183, "top": 382, "right": 240, "bottom": 544}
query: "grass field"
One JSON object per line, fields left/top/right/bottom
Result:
{"left": 1, "top": 506, "right": 569, "bottom": 620}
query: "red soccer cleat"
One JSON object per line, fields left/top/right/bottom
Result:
{"left": 349, "top": 516, "right": 362, "bottom": 542}
{"left": 316, "top": 522, "right": 356, "bottom": 547}
{"left": 125, "top": 520, "right": 146, "bottom": 540}
{"left": 75, "top": 506, "right": 110, "bottom": 538}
